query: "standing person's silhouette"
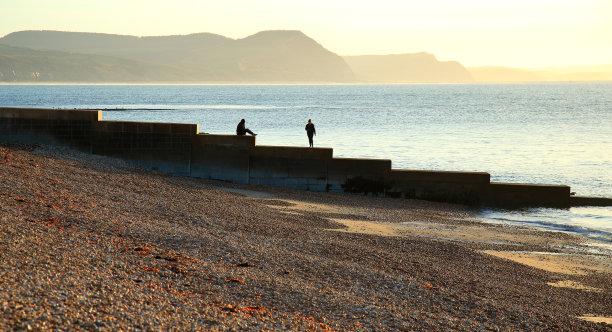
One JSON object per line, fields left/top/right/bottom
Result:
{"left": 305, "top": 119, "right": 316, "bottom": 147}
{"left": 236, "top": 119, "right": 257, "bottom": 136}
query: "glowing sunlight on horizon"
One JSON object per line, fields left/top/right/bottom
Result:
{"left": 1, "top": 0, "right": 611, "bottom": 68}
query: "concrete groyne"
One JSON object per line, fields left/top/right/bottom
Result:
{"left": 2, "top": 107, "right": 609, "bottom": 208}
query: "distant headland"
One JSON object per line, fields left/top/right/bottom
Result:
{"left": 1, "top": 30, "right": 611, "bottom": 83}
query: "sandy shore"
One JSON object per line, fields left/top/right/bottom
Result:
{"left": 1, "top": 143, "right": 611, "bottom": 331}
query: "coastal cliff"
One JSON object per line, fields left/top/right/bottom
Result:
{"left": 343, "top": 53, "right": 473, "bottom": 83}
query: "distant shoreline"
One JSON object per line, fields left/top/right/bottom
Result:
{"left": 2, "top": 80, "right": 612, "bottom": 85}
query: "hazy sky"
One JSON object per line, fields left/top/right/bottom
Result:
{"left": 1, "top": 0, "right": 611, "bottom": 68}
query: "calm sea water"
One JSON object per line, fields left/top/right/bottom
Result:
{"left": 1, "top": 83, "right": 611, "bottom": 244}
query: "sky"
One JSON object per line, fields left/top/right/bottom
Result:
{"left": 1, "top": 0, "right": 611, "bottom": 68}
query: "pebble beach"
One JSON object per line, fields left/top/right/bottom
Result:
{"left": 1, "top": 143, "right": 611, "bottom": 331}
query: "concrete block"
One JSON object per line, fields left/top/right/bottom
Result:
{"left": 328, "top": 158, "right": 391, "bottom": 177}
{"left": 195, "top": 134, "right": 256, "bottom": 148}
{"left": 570, "top": 196, "right": 612, "bottom": 207}
{"left": 386, "top": 169, "right": 490, "bottom": 204}
{"left": 252, "top": 146, "right": 333, "bottom": 160}
{"left": 122, "top": 121, "right": 138, "bottom": 133}
{"left": 249, "top": 151, "right": 329, "bottom": 191}
{"left": 191, "top": 135, "right": 251, "bottom": 184}
{"left": 0, "top": 108, "right": 49, "bottom": 120}
{"left": 91, "top": 120, "right": 194, "bottom": 176}
{"left": 137, "top": 122, "right": 153, "bottom": 133}
{"left": 47, "top": 109, "right": 100, "bottom": 121}
{"left": 94, "top": 120, "right": 125, "bottom": 133}
{"left": 327, "top": 157, "right": 391, "bottom": 193}
{"left": 150, "top": 155, "right": 191, "bottom": 176}
{"left": 169, "top": 123, "right": 198, "bottom": 135}
{"left": 392, "top": 181, "right": 484, "bottom": 205}
{"left": 250, "top": 156, "right": 328, "bottom": 178}
{"left": 389, "top": 169, "right": 490, "bottom": 184}
{"left": 0, "top": 108, "right": 96, "bottom": 152}
{"left": 482, "top": 182, "right": 571, "bottom": 207}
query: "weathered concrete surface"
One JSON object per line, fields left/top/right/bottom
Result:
{"left": 388, "top": 170, "right": 490, "bottom": 204}
{"left": 390, "top": 170, "right": 490, "bottom": 184}
{"left": 0, "top": 107, "right": 100, "bottom": 152}
{"left": 388, "top": 170, "right": 491, "bottom": 203}
{"left": 327, "top": 158, "right": 392, "bottom": 193}
{"left": 570, "top": 196, "right": 612, "bottom": 207}
{"left": 482, "top": 182, "right": 571, "bottom": 207}
{"left": 190, "top": 134, "right": 254, "bottom": 184}
{"left": 92, "top": 120, "right": 197, "bottom": 176}
{"left": 249, "top": 146, "right": 332, "bottom": 191}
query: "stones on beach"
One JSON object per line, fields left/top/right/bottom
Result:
{"left": 1, "top": 143, "right": 610, "bottom": 330}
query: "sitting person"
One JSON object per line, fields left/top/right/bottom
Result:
{"left": 236, "top": 119, "right": 257, "bottom": 136}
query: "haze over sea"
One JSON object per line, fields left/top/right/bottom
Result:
{"left": 1, "top": 83, "right": 611, "bottom": 245}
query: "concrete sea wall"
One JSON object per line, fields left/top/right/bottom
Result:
{"left": 92, "top": 120, "right": 197, "bottom": 176}
{"left": 2, "top": 107, "right": 601, "bottom": 208}
{"left": 0, "top": 107, "right": 99, "bottom": 152}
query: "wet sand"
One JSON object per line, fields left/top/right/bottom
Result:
{"left": 1, "top": 143, "right": 611, "bottom": 330}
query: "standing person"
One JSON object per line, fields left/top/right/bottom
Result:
{"left": 236, "top": 119, "right": 257, "bottom": 136}
{"left": 305, "top": 119, "right": 316, "bottom": 147}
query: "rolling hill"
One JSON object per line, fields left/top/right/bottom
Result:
{"left": 0, "top": 30, "right": 355, "bottom": 82}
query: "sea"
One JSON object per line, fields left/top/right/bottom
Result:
{"left": 1, "top": 83, "right": 611, "bottom": 246}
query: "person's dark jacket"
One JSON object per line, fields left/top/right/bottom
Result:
{"left": 305, "top": 123, "right": 316, "bottom": 136}
{"left": 236, "top": 121, "right": 246, "bottom": 135}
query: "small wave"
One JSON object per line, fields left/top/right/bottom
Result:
{"left": 478, "top": 211, "right": 612, "bottom": 243}
{"left": 100, "top": 108, "right": 172, "bottom": 112}
{"left": 100, "top": 105, "right": 282, "bottom": 111}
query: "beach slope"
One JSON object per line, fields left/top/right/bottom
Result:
{"left": 1, "top": 144, "right": 610, "bottom": 330}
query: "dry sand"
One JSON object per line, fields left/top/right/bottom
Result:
{"left": 1, "top": 143, "right": 611, "bottom": 330}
